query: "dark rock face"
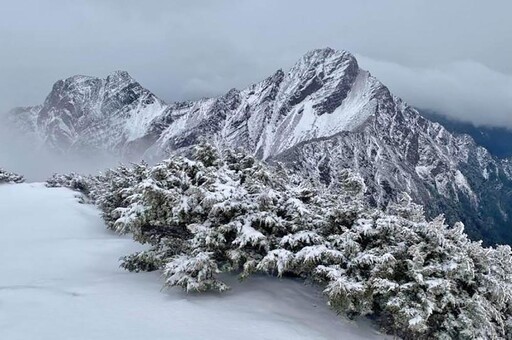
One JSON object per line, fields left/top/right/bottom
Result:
{"left": 6, "top": 48, "right": 512, "bottom": 245}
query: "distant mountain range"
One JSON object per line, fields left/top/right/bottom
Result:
{"left": 420, "top": 110, "right": 512, "bottom": 158}
{"left": 5, "top": 48, "right": 512, "bottom": 245}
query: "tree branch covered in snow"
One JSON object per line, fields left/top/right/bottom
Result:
{"left": 0, "top": 168, "right": 24, "bottom": 184}
{"left": 48, "top": 143, "right": 512, "bottom": 339}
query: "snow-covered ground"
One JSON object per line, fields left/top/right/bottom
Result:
{"left": 0, "top": 183, "right": 387, "bottom": 340}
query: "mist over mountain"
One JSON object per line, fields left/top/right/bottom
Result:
{"left": 0, "top": 111, "right": 122, "bottom": 181}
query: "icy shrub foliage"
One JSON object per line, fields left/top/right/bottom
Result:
{"left": 49, "top": 144, "right": 512, "bottom": 339}
{"left": 47, "top": 173, "right": 94, "bottom": 193}
{"left": 0, "top": 168, "right": 24, "bottom": 184}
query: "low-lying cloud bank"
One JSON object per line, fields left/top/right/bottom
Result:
{"left": 358, "top": 55, "right": 512, "bottom": 129}
{"left": 2, "top": 0, "right": 512, "bottom": 131}
{"left": 0, "top": 119, "right": 122, "bottom": 182}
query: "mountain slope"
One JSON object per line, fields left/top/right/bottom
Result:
{"left": 145, "top": 48, "right": 383, "bottom": 160}
{"left": 419, "top": 109, "right": 512, "bottom": 158}
{"left": 6, "top": 48, "right": 512, "bottom": 245}
{"left": 273, "top": 105, "right": 512, "bottom": 244}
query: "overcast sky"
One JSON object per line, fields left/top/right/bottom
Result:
{"left": 1, "top": 0, "right": 511, "bottom": 128}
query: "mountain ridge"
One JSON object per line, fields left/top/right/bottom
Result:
{"left": 6, "top": 47, "right": 512, "bottom": 245}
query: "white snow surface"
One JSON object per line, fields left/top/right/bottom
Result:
{"left": 0, "top": 183, "right": 388, "bottom": 340}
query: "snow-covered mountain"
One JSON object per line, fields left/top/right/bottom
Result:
{"left": 6, "top": 48, "right": 512, "bottom": 245}
{"left": 7, "top": 71, "right": 167, "bottom": 156}
{"left": 274, "top": 107, "right": 512, "bottom": 244}
{"left": 7, "top": 49, "right": 381, "bottom": 159}
{"left": 148, "top": 49, "right": 379, "bottom": 160}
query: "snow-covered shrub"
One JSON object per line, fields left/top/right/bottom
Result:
{"left": 47, "top": 173, "right": 93, "bottom": 193}
{"left": 0, "top": 168, "right": 24, "bottom": 184}
{"left": 54, "top": 143, "right": 512, "bottom": 339}
{"left": 46, "top": 162, "right": 148, "bottom": 217}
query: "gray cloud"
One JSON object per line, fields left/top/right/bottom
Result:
{"left": 357, "top": 56, "right": 512, "bottom": 128}
{"left": 1, "top": 0, "right": 511, "bottom": 128}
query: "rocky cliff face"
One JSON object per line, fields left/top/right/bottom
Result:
{"left": 7, "top": 48, "right": 512, "bottom": 244}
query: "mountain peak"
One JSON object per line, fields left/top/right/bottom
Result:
{"left": 108, "top": 70, "right": 130, "bottom": 77}
{"left": 63, "top": 74, "right": 97, "bottom": 82}
{"left": 299, "top": 48, "right": 358, "bottom": 69}
{"left": 303, "top": 47, "right": 342, "bottom": 58}
{"left": 287, "top": 48, "right": 360, "bottom": 88}
{"left": 106, "top": 70, "right": 136, "bottom": 86}
{"left": 275, "top": 47, "right": 363, "bottom": 119}
{"left": 54, "top": 70, "right": 134, "bottom": 86}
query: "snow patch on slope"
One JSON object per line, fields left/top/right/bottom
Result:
{"left": 124, "top": 99, "right": 167, "bottom": 142}
{"left": 454, "top": 170, "right": 478, "bottom": 205}
{"left": 278, "top": 70, "right": 376, "bottom": 148}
